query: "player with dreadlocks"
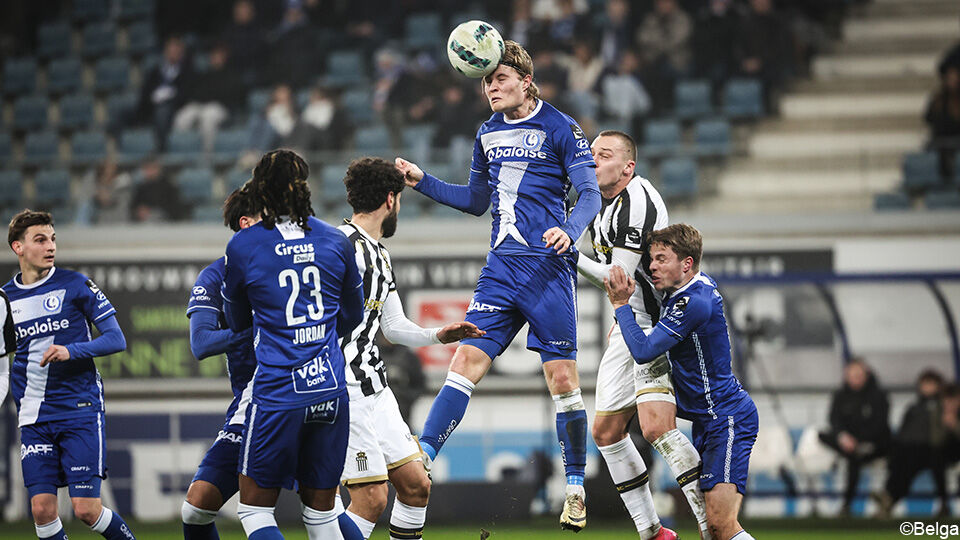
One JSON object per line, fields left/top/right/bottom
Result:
{"left": 221, "top": 150, "right": 366, "bottom": 540}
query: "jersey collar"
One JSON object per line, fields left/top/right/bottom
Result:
{"left": 503, "top": 98, "right": 543, "bottom": 124}
{"left": 668, "top": 271, "right": 702, "bottom": 299}
{"left": 343, "top": 218, "right": 380, "bottom": 246}
{"left": 13, "top": 266, "right": 56, "bottom": 290}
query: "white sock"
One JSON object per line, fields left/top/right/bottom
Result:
{"left": 302, "top": 505, "right": 344, "bottom": 540}
{"left": 182, "top": 501, "right": 218, "bottom": 525}
{"left": 91, "top": 507, "right": 113, "bottom": 534}
{"left": 730, "top": 531, "right": 755, "bottom": 540}
{"left": 346, "top": 510, "right": 376, "bottom": 539}
{"left": 237, "top": 503, "right": 278, "bottom": 537}
{"left": 652, "top": 428, "right": 710, "bottom": 536}
{"left": 389, "top": 500, "right": 426, "bottom": 540}
{"left": 552, "top": 388, "right": 585, "bottom": 413}
{"left": 597, "top": 437, "right": 660, "bottom": 539}
{"left": 36, "top": 517, "right": 63, "bottom": 539}
{"left": 444, "top": 371, "right": 475, "bottom": 396}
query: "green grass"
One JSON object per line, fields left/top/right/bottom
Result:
{"left": 0, "top": 518, "right": 922, "bottom": 539}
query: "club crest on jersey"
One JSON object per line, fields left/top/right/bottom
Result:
{"left": 293, "top": 353, "right": 338, "bottom": 394}
{"left": 521, "top": 130, "right": 544, "bottom": 150}
{"left": 43, "top": 295, "right": 61, "bottom": 312}
{"left": 356, "top": 451, "right": 368, "bottom": 472}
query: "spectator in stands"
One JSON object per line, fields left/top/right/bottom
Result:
{"left": 874, "top": 370, "right": 950, "bottom": 518}
{"left": 247, "top": 84, "right": 298, "bottom": 151}
{"left": 531, "top": 0, "right": 588, "bottom": 23}
{"left": 596, "top": 0, "right": 634, "bottom": 68}
{"left": 384, "top": 52, "right": 440, "bottom": 150}
{"left": 599, "top": 50, "right": 651, "bottom": 132}
{"left": 221, "top": 0, "right": 266, "bottom": 87}
{"left": 130, "top": 157, "right": 187, "bottom": 222}
{"left": 637, "top": 0, "right": 692, "bottom": 113}
{"left": 736, "top": 0, "right": 793, "bottom": 110}
{"left": 287, "top": 86, "right": 352, "bottom": 151}
{"left": 136, "top": 35, "right": 194, "bottom": 148}
{"left": 943, "top": 383, "right": 960, "bottom": 505}
{"left": 692, "top": 0, "right": 740, "bottom": 88}
{"left": 556, "top": 38, "right": 603, "bottom": 136}
{"left": 76, "top": 160, "right": 133, "bottom": 225}
{"left": 433, "top": 82, "right": 480, "bottom": 148}
{"left": 172, "top": 43, "right": 243, "bottom": 152}
{"left": 546, "top": 0, "right": 587, "bottom": 52}
{"left": 924, "top": 64, "right": 960, "bottom": 181}
{"left": 818, "top": 358, "right": 890, "bottom": 516}
{"left": 508, "top": 0, "right": 545, "bottom": 49}
{"left": 266, "top": 2, "right": 318, "bottom": 88}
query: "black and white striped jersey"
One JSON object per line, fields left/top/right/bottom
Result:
{"left": 587, "top": 176, "right": 669, "bottom": 327}
{"left": 338, "top": 221, "right": 396, "bottom": 399}
{"left": 0, "top": 288, "right": 15, "bottom": 356}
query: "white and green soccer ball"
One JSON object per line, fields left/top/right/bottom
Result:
{"left": 446, "top": 20, "right": 505, "bottom": 79}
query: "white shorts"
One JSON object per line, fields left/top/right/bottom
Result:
{"left": 595, "top": 322, "right": 675, "bottom": 416}
{"left": 341, "top": 386, "right": 423, "bottom": 485}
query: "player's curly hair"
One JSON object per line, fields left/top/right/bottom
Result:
{"left": 222, "top": 185, "right": 260, "bottom": 232}
{"left": 7, "top": 209, "right": 53, "bottom": 246}
{"left": 492, "top": 40, "right": 539, "bottom": 101}
{"left": 646, "top": 224, "right": 703, "bottom": 270}
{"left": 343, "top": 157, "right": 405, "bottom": 214}
{"left": 248, "top": 149, "right": 313, "bottom": 231}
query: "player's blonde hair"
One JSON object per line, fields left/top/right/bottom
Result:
{"left": 647, "top": 224, "right": 703, "bottom": 270}
{"left": 491, "top": 40, "right": 540, "bottom": 100}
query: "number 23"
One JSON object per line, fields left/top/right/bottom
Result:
{"left": 279, "top": 266, "right": 324, "bottom": 326}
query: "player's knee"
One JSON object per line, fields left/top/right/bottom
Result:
{"left": 31, "top": 499, "right": 57, "bottom": 524}
{"left": 397, "top": 474, "right": 431, "bottom": 506}
{"left": 71, "top": 498, "right": 103, "bottom": 525}
{"left": 185, "top": 481, "right": 223, "bottom": 511}
{"left": 591, "top": 423, "right": 623, "bottom": 447}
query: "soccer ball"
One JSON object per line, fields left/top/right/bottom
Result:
{"left": 446, "top": 20, "right": 504, "bottom": 79}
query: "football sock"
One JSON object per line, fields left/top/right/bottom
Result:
{"left": 36, "top": 517, "right": 67, "bottom": 540}
{"left": 238, "top": 503, "right": 284, "bottom": 540}
{"left": 420, "top": 371, "right": 474, "bottom": 460}
{"left": 389, "top": 499, "right": 426, "bottom": 540}
{"left": 182, "top": 501, "right": 220, "bottom": 540}
{"left": 553, "top": 389, "right": 587, "bottom": 487}
{"left": 333, "top": 497, "right": 364, "bottom": 540}
{"left": 91, "top": 507, "right": 136, "bottom": 540}
{"left": 730, "top": 531, "right": 755, "bottom": 540}
{"left": 302, "top": 505, "right": 344, "bottom": 540}
{"left": 345, "top": 511, "right": 375, "bottom": 539}
{"left": 597, "top": 437, "right": 661, "bottom": 539}
{"left": 652, "top": 429, "right": 710, "bottom": 538}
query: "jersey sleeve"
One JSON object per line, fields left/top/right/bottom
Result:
{"left": 186, "top": 266, "right": 223, "bottom": 318}
{"left": 222, "top": 234, "right": 253, "bottom": 331}
{"left": 383, "top": 249, "right": 397, "bottom": 293}
{"left": 656, "top": 292, "right": 710, "bottom": 342}
{"left": 0, "top": 289, "right": 14, "bottom": 357}
{"left": 77, "top": 275, "right": 117, "bottom": 322}
{"left": 554, "top": 119, "right": 595, "bottom": 174}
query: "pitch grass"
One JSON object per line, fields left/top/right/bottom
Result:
{"left": 0, "top": 518, "right": 919, "bottom": 539}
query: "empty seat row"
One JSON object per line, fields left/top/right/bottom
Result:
{"left": 3, "top": 56, "right": 133, "bottom": 98}
{"left": 674, "top": 78, "right": 765, "bottom": 120}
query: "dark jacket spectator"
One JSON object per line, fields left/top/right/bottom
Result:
{"left": 433, "top": 83, "right": 481, "bottom": 148}
{"left": 172, "top": 43, "right": 244, "bottom": 151}
{"left": 221, "top": 0, "right": 267, "bottom": 87}
{"left": 247, "top": 84, "right": 298, "bottom": 151}
{"left": 596, "top": 0, "right": 634, "bottom": 68}
{"left": 692, "top": 0, "right": 741, "bottom": 86}
{"left": 736, "top": 0, "right": 793, "bottom": 102}
{"left": 287, "top": 86, "right": 352, "bottom": 152}
{"left": 266, "top": 4, "right": 319, "bottom": 88}
{"left": 925, "top": 65, "right": 960, "bottom": 180}
{"left": 130, "top": 158, "right": 187, "bottom": 222}
{"left": 637, "top": 0, "right": 692, "bottom": 113}
{"left": 136, "top": 36, "right": 194, "bottom": 146}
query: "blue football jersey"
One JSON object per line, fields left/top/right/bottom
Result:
{"left": 472, "top": 99, "right": 596, "bottom": 257}
{"left": 656, "top": 273, "right": 753, "bottom": 422}
{"left": 187, "top": 257, "right": 256, "bottom": 425}
{"left": 222, "top": 217, "right": 363, "bottom": 410}
{"left": 3, "top": 267, "right": 116, "bottom": 427}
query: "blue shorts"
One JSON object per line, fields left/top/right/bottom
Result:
{"left": 192, "top": 424, "right": 244, "bottom": 500}
{"left": 462, "top": 252, "right": 578, "bottom": 362}
{"left": 20, "top": 414, "right": 107, "bottom": 498}
{"left": 239, "top": 393, "right": 349, "bottom": 490}
{"left": 692, "top": 403, "right": 759, "bottom": 495}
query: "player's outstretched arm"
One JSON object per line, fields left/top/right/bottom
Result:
{"left": 0, "top": 354, "right": 8, "bottom": 406}
{"left": 189, "top": 310, "right": 252, "bottom": 360}
{"left": 380, "top": 291, "right": 485, "bottom": 346}
{"left": 44, "top": 315, "right": 127, "bottom": 367}
{"left": 577, "top": 246, "right": 643, "bottom": 291}
{"left": 545, "top": 166, "right": 601, "bottom": 254}
{"left": 604, "top": 266, "right": 675, "bottom": 364}
{"left": 396, "top": 157, "right": 492, "bottom": 216}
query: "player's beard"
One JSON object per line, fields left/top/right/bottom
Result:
{"left": 381, "top": 207, "right": 399, "bottom": 238}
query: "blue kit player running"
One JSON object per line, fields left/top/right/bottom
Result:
{"left": 395, "top": 39, "right": 602, "bottom": 531}
{"left": 221, "top": 150, "right": 365, "bottom": 540}
{"left": 604, "top": 224, "right": 758, "bottom": 540}
{"left": 3, "top": 210, "right": 135, "bottom": 540}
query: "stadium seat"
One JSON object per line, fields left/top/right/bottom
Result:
{"left": 225, "top": 168, "right": 251, "bottom": 191}
{"left": 34, "top": 169, "right": 72, "bottom": 206}
{"left": 0, "top": 132, "right": 11, "bottom": 161}
{"left": 659, "top": 157, "right": 698, "bottom": 201}
{"left": 723, "top": 78, "right": 764, "bottom": 119}
{"left": 13, "top": 96, "right": 51, "bottom": 132}
{"left": 675, "top": 80, "right": 713, "bottom": 120}
{"left": 73, "top": 0, "right": 109, "bottom": 23}
{"left": 318, "top": 164, "right": 347, "bottom": 206}
{"left": 176, "top": 167, "right": 215, "bottom": 205}
{"left": 94, "top": 56, "right": 131, "bottom": 93}
{"left": 873, "top": 192, "right": 912, "bottom": 211}
{"left": 692, "top": 118, "right": 732, "bottom": 157}
{"left": 642, "top": 119, "right": 682, "bottom": 158}
{"left": 354, "top": 125, "right": 391, "bottom": 152}
{"left": 38, "top": 21, "right": 73, "bottom": 60}
{"left": 212, "top": 128, "right": 250, "bottom": 166}
{"left": 59, "top": 93, "right": 96, "bottom": 131}
{"left": 342, "top": 89, "right": 374, "bottom": 125}
{"left": 634, "top": 159, "right": 651, "bottom": 180}
{"left": 126, "top": 21, "right": 157, "bottom": 57}
{"left": 246, "top": 88, "right": 271, "bottom": 114}
{"left": 106, "top": 91, "right": 138, "bottom": 128}
{"left": 164, "top": 130, "right": 204, "bottom": 166}
{"left": 325, "top": 50, "right": 368, "bottom": 86}
{"left": 47, "top": 58, "right": 84, "bottom": 95}
{"left": 117, "top": 128, "right": 157, "bottom": 165}
{"left": 82, "top": 22, "right": 117, "bottom": 59}
{"left": 0, "top": 170, "right": 24, "bottom": 209}
{"left": 924, "top": 189, "right": 960, "bottom": 210}
{"left": 402, "top": 124, "right": 437, "bottom": 164}
{"left": 404, "top": 13, "right": 443, "bottom": 50}
{"left": 901, "top": 151, "right": 941, "bottom": 194}
{"left": 192, "top": 203, "right": 224, "bottom": 224}
{"left": 23, "top": 131, "right": 61, "bottom": 167}
{"left": 118, "top": 0, "right": 156, "bottom": 21}
{"left": 70, "top": 129, "right": 108, "bottom": 166}
{"left": 3, "top": 58, "right": 38, "bottom": 97}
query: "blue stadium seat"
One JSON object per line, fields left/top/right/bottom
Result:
{"left": 246, "top": 88, "right": 271, "bottom": 114}
{"left": 402, "top": 124, "right": 437, "bottom": 164}
{"left": 319, "top": 164, "right": 347, "bottom": 204}
{"left": 82, "top": 22, "right": 117, "bottom": 59}
{"left": 924, "top": 189, "right": 960, "bottom": 210}
{"left": 342, "top": 89, "right": 374, "bottom": 125}
{"left": 0, "top": 170, "right": 24, "bottom": 209}
{"left": 325, "top": 50, "right": 368, "bottom": 86}
{"left": 23, "top": 131, "right": 61, "bottom": 167}
{"left": 118, "top": 128, "right": 157, "bottom": 165}
{"left": 118, "top": 0, "right": 156, "bottom": 21}
{"left": 164, "top": 130, "right": 204, "bottom": 166}
{"left": 642, "top": 119, "right": 682, "bottom": 158}
{"left": 176, "top": 167, "right": 215, "bottom": 205}
{"left": 901, "top": 151, "right": 941, "bottom": 194}
{"left": 659, "top": 157, "right": 698, "bottom": 201}
{"left": 3, "top": 58, "right": 38, "bottom": 97}
{"left": 212, "top": 128, "right": 250, "bottom": 166}
{"left": 634, "top": 159, "right": 651, "bottom": 180}
{"left": 354, "top": 125, "right": 391, "bottom": 151}
{"left": 47, "top": 58, "right": 84, "bottom": 95}
{"left": 70, "top": 129, "right": 108, "bottom": 166}
{"left": 723, "top": 78, "right": 764, "bottom": 119}
{"left": 126, "top": 21, "right": 157, "bottom": 57}
{"left": 106, "top": 91, "right": 138, "bottom": 128}
{"left": 38, "top": 22, "right": 73, "bottom": 60}
{"left": 404, "top": 13, "right": 443, "bottom": 50}
{"left": 34, "top": 169, "right": 72, "bottom": 206}
{"left": 59, "top": 93, "right": 96, "bottom": 131}
{"left": 693, "top": 118, "right": 732, "bottom": 157}
{"left": 192, "top": 203, "right": 224, "bottom": 224}
{"left": 873, "top": 192, "right": 912, "bottom": 211}
{"left": 13, "top": 96, "right": 50, "bottom": 132}
{"left": 225, "top": 168, "right": 251, "bottom": 191}
{"left": 94, "top": 56, "right": 131, "bottom": 93}
{"left": 675, "top": 80, "right": 713, "bottom": 120}
{"left": 73, "top": 0, "right": 109, "bottom": 22}
{"left": 0, "top": 132, "right": 11, "bottom": 161}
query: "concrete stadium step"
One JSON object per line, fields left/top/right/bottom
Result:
{"left": 779, "top": 92, "right": 925, "bottom": 120}
{"left": 863, "top": 0, "right": 959, "bottom": 18}
{"left": 717, "top": 169, "right": 900, "bottom": 197}
{"left": 748, "top": 131, "right": 923, "bottom": 159}
{"left": 763, "top": 115, "right": 923, "bottom": 133}
{"left": 813, "top": 54, "right": 935, "bottom": 79}
{"left": 844, "top": 17, "right": 957, "bottom": 42}
{"left": 837, "top": 36, "right": 955, "bottom": 56}
{"left": 697, "top": 193, "right": 874, "bottom": 214}
{"left": 792, "top": 76, "right": 935, "bottom": 95}
{"left": 730, "top": 153, "right": 903, "bottom": 172}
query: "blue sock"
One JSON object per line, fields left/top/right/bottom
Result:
{"left": 183, "top": 523, "right": 219, "bottom": 540}
{"left": 91, "top": 508, "right": 136, "bottom": 540}
{"left": 249, "top": 528, "right": 284, "bottom": 540}
{"left": 420, "top": 372, "right": 474, "bottom": 459}
{"left": 36, "top": 517, "right": 67, "bottom": 540}
{"left": 338, "top": 512, "right": 364, "bottom": 540}
{"left": 553, "top": 389, "right": 587, "bottom": 484}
